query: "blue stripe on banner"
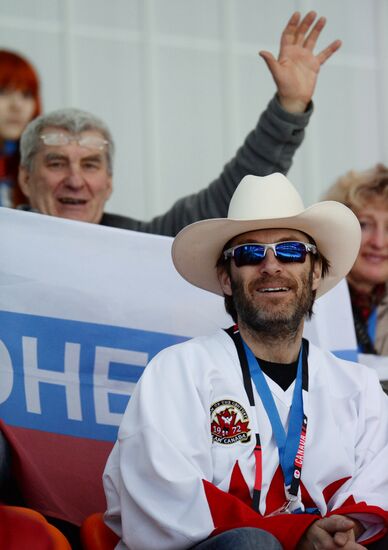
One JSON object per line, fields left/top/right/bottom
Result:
{"left": 0, "top": 310, "right": 188, "bottom": 441}
{"left": 332, "top": 349, "right": 359, "bottom": 362}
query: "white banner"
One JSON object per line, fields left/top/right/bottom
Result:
{"left": 0, "top": 206, "right": 371, "bottom": 524}
{"left": 0, "top": 206, "right": 366, "bottom": 440}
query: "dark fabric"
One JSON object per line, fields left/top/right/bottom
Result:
{"left": 0, "top": 429, "right": 25, "bottom": 506}
{"left": 352, "top": 309, "right": 377, "bottom": 354}
{"left": 0, "top": 140, "right": 20, "bottom": 208}
{"left": 46, "top": 517, "right": 81, "bottom": 550}
{"left": 258, "top": 357, "right": 298, "bottom": 391}
{"left": 0, "top": 430, "right": 12, "bottom": 496}
{"left": 367, "top": 533, "right": 388, "bottom": 549}
{"left": 191, "top": 527, "right": 282, "bottom": 550}
{"left": 349, "top": 283, "right": 386, "bottom": 354}
{"left": 349, "top": 283, "right": 386, "bottom": 322}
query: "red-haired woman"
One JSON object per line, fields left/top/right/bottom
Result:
{"left": 0, "top": 50, "right": 41, "bottom": 208}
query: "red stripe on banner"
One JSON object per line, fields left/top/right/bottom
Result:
{"left": 0, "top": 420, "right": 113, "bottom": 526}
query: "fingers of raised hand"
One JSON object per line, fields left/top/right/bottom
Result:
{"left": 317, "top": 40, "right": 342, "bottom": 65}
{"left": 280, "top": 11, "right": 302, "bottom": 47}
{"left": 281, "top": 11, "right": 334, "bottom": 56}
{"left": 294, "top": 11, "right": 319, "bottom": 46}
{"left": 303, "top": 16, "right": 327, "bottom": 50}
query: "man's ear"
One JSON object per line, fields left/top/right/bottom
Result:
{"left": 18, "top": 166, "right": 31, "bottom": 198}
{"left": 312, "top": 258, "right": 322, "bottom": 292}
{"left": 218, "top": 266, "right": 232, "bottom": 296}
{"left": 105, "top": 175, "right": 113, "bottom": 201}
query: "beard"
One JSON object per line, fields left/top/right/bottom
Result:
{"left": 231, "top": 269, "right": 315, "bottom": 339}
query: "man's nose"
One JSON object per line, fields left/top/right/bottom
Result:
{"left": 65, "top": 169, "right": 85, "bottom": 189}
{"left": 258, "top": 249, "right": 283, "bottom": 274}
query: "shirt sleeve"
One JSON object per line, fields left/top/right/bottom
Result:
{"left": 326, "top": 369, "right": 388, "bottom": 545}
{"left": 103, "top": 349, "right": 217, "bottom": 549}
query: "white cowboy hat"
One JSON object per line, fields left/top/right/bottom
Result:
{"left": 172, "top": 173, "right": 361, "bottom": 298}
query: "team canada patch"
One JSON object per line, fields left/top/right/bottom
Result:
{"left": 210, "top": 399, "right": 251, "bottom": 444}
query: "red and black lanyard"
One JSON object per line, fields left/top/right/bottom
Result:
{"left": 226, "top": 325, "right": 312, "bottom": 515}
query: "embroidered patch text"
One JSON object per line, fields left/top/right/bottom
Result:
{"left": 210, "top": 399, "right": 251, "bottom": 444}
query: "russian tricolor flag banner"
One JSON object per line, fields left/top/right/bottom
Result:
{"left": 0, "top": 207, "right": 359, "bottom": 525}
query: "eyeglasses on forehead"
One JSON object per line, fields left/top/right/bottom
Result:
{"left": 40, "top": 133, "right": 108, "bottom": 151}
{"left": 223, "top": 241, "right": 317, "bottom": 267}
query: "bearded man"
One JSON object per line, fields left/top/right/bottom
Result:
{"left": 103, "top": 174, "right": 388, "bottom": 550}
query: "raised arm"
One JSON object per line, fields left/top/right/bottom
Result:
{"left": 129, "top": 11, "right": 341, "bottom": 237}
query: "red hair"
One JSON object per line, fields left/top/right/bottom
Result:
{"left": 0, "top": 50, "right": 41, "bottom": 118}
{"left": 0, "top": 50, "right": 42, "bottom": 206}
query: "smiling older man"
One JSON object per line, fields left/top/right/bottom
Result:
{"left": 18, "top": 113, "right": 113, "bottom": 224}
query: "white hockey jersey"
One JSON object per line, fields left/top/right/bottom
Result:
{"left": 103, "top": 329, "right": 388, "bottom": 549}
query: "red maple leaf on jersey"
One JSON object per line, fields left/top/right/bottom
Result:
{"left": 211, "top": 407, "right": 249, "bottom": 439}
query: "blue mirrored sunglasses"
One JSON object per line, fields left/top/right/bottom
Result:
{"left": 223, "top": 241, "right": 317, "bottom": 267}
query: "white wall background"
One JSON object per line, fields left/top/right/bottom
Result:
{"left": 1, "top": 0, "right": 387, "bottom": 220}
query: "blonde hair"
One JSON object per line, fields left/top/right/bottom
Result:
{"left": 323, "top": 164, "right": 388, "bottom": 210}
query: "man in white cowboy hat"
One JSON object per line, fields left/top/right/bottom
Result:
{"left": 103, "top": 174, "right": 388, "bottom": 550}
